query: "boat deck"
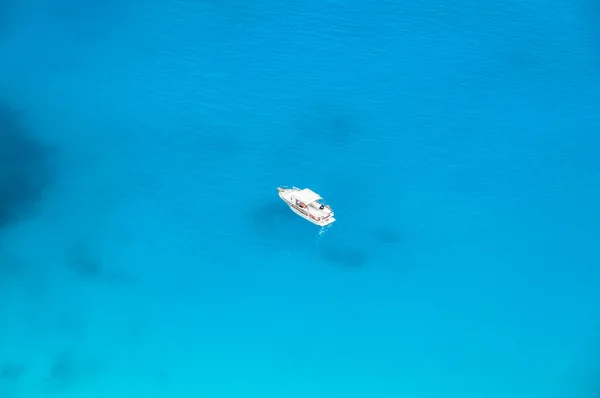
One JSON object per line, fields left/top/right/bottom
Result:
{"left": 279, "top": 187, "right": 335, "bottom": 225}
{"left": 308, "top": 202, "right": 332, "bottom": 219}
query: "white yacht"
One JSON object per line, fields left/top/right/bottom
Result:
{"left": 277, "top": 186, "right": 336, "bottom": 227}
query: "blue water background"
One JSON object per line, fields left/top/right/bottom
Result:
{"left": 1, "top": 0, "right": 600, "bottom": 397}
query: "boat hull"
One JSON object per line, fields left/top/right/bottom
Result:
{"left": 278, "top": 188, "right": 336, "bottom": 227}
{"left": 288, "top": 202, "right": 336, "bottom": 227}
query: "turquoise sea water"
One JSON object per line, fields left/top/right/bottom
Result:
{"left": 1, "top": 1, "right": 600, "bottom": 397}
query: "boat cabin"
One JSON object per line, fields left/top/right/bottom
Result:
{"left": 292, "top": 188, "right": 322, "bottom": 208}
{"left": 292, "top": 188, "right": 331, "bottom": 215}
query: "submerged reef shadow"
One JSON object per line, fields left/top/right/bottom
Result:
{"left": 248, "top": 195, "right": 391, "bottom": 269}
{"left": 297, "top": 102, "right": 367, "bottom": 148}
{"left": 0, "top": 249, "right": 28, "bottom": 277}
{"left": 52, "top": 0, "right": 123, "bottom": 42}
{"left": 0, "top": 363, "right": 25, "bottom": 383}
{"left": 317, "top": 220, "right": 407, "bottom": 270}
{"left": 0, "top": 363, "right": 24, "bottom": 398}
{"left": 248, "top": 187, "right": 406, "bottom": 270}
{"left": 65, "top": 240, "right": 137, "bottom": 285}
{"left": 248, "top": 197, "right": 331, "bottom": 258}
{"left": 248, "top": 199, "right": 300, "bottom": 239}
{"left": 41, "top": 352, "right": 99, "bottom": 395}
{"left": 317, "top": 243, "right": 373, "bottom": 269}
{"left": 65, "top": 241, "right": 102, "bottom": 279}
{"left": 370, "top": 226, "right": 402, "bottom": 246}
{"left": 0, "top": 101, "right": 55, "bottom": 234}
{"left": 0, "top": 0, "right": 17, "bottom": 42}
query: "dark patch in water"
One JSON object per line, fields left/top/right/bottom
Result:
{"left": 43, "top": 354, "right": 72, "bottom": 394}
{"left": 322, "top": 113, "right": 358, "bottom": 144}
{"left": 584, "top": 0, "right": 600, "bottom": 66}
{"left": 52, "top": 0, "right": 121, "bottom": 42}
{"left": 202, "top": 131, "right": 239, "bottom": 155}
{"left": 129, "top": 318, "right": 145, "bottom": 342}
{"left": 42, "top": 353, "right": 100, "bottom": 395}
{"left": 56, "top": 312, "right": 86, "bottom": 341}
{"left": 0, "top": 0, "right": 16, "bottom": 41}
{"left": 0, "top": 252, "right": 27, "bottom": 276}
{"left": 297, "top": 104, "right": 365, "bottom": 148}
{"left": 65, "top": 241, "right": 101, "bottom": 278}
{"left": 249, "top": 195, "right": 378, "bottom": 268}
{"left": 0, "top": 102, "right": 54, "bottom": 233}
{"left": 319, "top": 113, "right": 357, "bottom": 144}
{"left": 248, "top": 200, "right": 299, "bottom": 239}
{"left": 64, "top": 241, "right": 137, "bottom": 285}
{"left": 371, "top": 227, "right": 401, "bottom": 245}
{"left": 0, "top": 363, "right": 24, "bottom": 382}
{"left": 156, "top": 369, "right": 170, "bottom": 386}
{"left": 318, "top": 244, "right": 371, "bottom": 269}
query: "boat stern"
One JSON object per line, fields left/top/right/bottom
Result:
{"left": 317, "top": 215, "right": 336, "bottom": 227}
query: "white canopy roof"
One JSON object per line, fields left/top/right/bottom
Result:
{"left": 293, "top": 188, "right": 322, "bottom": 204}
